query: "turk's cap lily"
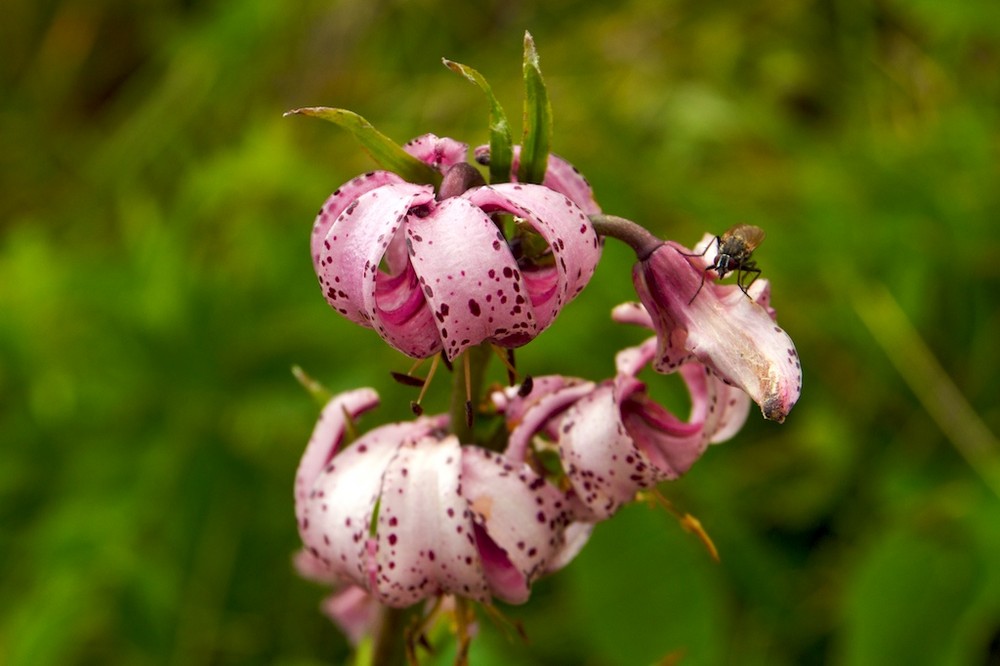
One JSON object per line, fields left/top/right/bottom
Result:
{"left": 630, "top": 235, "right": 802, "bottom": 422}
{"left": 295, "top": 389, "right": 587, "bottom": 608}
{"left": 495, "top": 336, "right": 750, "bottom": 521}
{"left": 311, "top": 135, "right": 602, "bottom": 360}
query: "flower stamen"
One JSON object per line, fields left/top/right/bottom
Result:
{"left": 463, "top": 352, "right": 474, "bottom": 428}
{"left": 488, "top": 346, "right": 518, "bottom": 386}
{"left": 411, "top": 355, "right": 441, "bottom": 416}
{"left": 643, "top": 489, "right": 720, "bottom": 562}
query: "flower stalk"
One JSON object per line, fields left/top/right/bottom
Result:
{"left": 449, "top": 344, "right": 492, "bottom": 445}
{"left": 287, "top": 32, "right": 802, "bottom": 663}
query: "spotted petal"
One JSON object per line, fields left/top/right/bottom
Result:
{"left": 311, "top": 172, "right": 404, "bottom": 272}
{"left": 460, "top": 448, "right": 577, "bottom": 603}
{"left": 298, "top": 416, "right": 445, "bottom": 585}
{"left": 557, "top": 384, "right": 660, "bottom": 520}
{"left": 295, "top": 388, "right": 380, "bottom": 529}
{"left": 463, "top": 183, "right": 601, "bottom": 330}
{"left": 371, "top": 435, "right": 489, "bottom": 606}
{"left": 404, "top": 196, "right": 536, "bottom": 359}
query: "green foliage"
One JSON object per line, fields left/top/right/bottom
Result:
{"left": 2, "top": 0, "right": 999, "bottom": 664}
{"left": 517, "top": 32, "right": 551, "bottom": 185}
{"left": 284, "top": 108, "right": 440, "bottom": 186}
{"left": 443, "top": 58, "right": 512, "bottom": 185}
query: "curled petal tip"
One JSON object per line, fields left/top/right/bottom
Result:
{"left": 762, "top": 398, "right": 787, "bottom": 423}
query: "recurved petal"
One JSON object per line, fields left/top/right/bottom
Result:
{"left": 370, "top": 259, "right": 442, "bottom": 359}
{"left": 461, "top": 448, "right": 575, "bottom": 603}
{"left": 615, "top": 334, "right": 750, "bottom": 445}
{"left": 558, "top": 384, "right": 659, "bottom": 520}
{"left": 405, "top": 196, "right": 536, "bottom": 359}
{"left": 545, "top": 521, "right": 593, "bottom": 574}
{"left": 617, "top": 376, "right": 707, "bottom": 479}
{"left": 317, "top": 182, "right": 433, "bottom": 327}
{"left": 403, "top": 134, "right": 469, "bottom": 172}
{"left": 299, "top": 418, "right": 443, "bottom": 585}
{"left": 471, "top": 522, "right": 528, "bottom": 604}
{"left": 503, "top": 378, "right": 596, "bottom": 462}
{"left": 371, "top": 435, "right": 490, "bottom": 607}
{"left": 312, "top": 171, "right": 405, "bottom": 271}
{"left": 295, "top": 388, "right": 380, "bottom": 527}
{"left": 677, "top": 361, "right": 750, "bottom": 444}
{"left": 462, "top": 183, "right": 601, "bottom": 329}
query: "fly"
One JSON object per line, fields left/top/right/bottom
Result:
{"left": 682, "top": 224, "right": 766, "bottom": 304}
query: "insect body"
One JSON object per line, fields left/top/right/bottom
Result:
{"left": 683, "top": 224, "right": 766, "bottom": 304}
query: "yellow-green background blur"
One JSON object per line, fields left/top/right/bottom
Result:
{"left": 2, "top": 1, "right": 999, "bottom": 664}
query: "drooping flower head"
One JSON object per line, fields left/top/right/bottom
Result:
{"left": 631, "top": 234, "right": 801, "bottom": 422}
{"left": 309, "top": 135, "right": 602, "bottom": 360}
{"left": 587, "top": 215, "right": 801, "bottom": 423}
{"left": 495, "top": 330, "right": 750, "bottom": 521}
{"left": 294, "top": 388, "right": 591, "bottom": 609}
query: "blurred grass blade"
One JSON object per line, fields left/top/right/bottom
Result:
{"left": 518, "top": 32, "right": 551, "bottom": 185}
{"left": 443, "top": 58, "right": 513, "bottom": 184}
{"left": 284, "top": 107, "right": 440, "bottom": 185}
{"left": 291, "top": 365, "right": 332, "bottom": 407}
{"left": 852, "top": 282, "right": 1000, "bottom": 497}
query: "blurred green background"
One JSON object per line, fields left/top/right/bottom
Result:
{"left": 2, "top": 0, "right": 999, "bottom": 664}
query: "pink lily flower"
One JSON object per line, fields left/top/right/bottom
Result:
{"left": 495, "top": 335, "right": 750, "bottom": 521}
{"left": 294, "top": 388, "right": 589, "bottom": 608}
{"left": 631, "top": 234, "right": 802, "bottom": 422}
{"left": 311, "top": 135, "right": 602, "bottom": 359}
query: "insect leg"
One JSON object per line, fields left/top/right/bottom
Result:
{"left": 680, "top": 236, "right": 722, "bottom": 305}
{"left": 677, "top": 235, "right": 721, "bottom": 259}
{"left": 688, "top": 263, "right": 714, "bottom": 305}
{"left": 736, "top": 266, "right": 762, "bottom": 297}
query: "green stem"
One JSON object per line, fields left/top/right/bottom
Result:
{"left": 450, "top": 344, "right": 492, "bottom": 444}
{"left": 370, "top": 605, "right": 410, "bottom": 666}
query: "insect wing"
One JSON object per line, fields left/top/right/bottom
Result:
{"left": 728, "top": 224, "right": 766, "bottom": 252}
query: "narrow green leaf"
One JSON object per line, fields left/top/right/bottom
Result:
{"left": 284, "top": 107, "right": 440, "bottom": 185}
{"left": 443, "top": 58, "right": 513, "bottom": 184}
{"left": 291, "top": 365, "right": 332, "bottom": 407}
{"left": 518, "top": 32, "right": 552, "bottom": 185}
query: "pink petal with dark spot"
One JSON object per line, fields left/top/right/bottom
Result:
{"left": 558, "top": 385, "right": 659, "bottom": 520}
{"left": 471, "top": 522, "right": 528, "bottom": 604}
{"left": 312, "top": 172, "right": 404, "bottom": 272}
{"left": 317, "top": 182, "right": 432, "bottom": 327}
{"left": 617, "top": 376, "right": 707, "bottom": 480}
{"left": 462, "top": 183, "right": 600, "bottom": 330}
{"left": 615, "top": 335, "right": 750, "bottom": 446}
{"left": 546, "top": 522, "right": 593, "bottom": 574}
{"left": 461, "top": 448, "right": 574, "bottom": 598}
{"left": 371, "top": 435, "right": 489, "bottom": 607}
{"left": 295, "top": 388, "right": 379, "bottom": 528}
{"left": 405, "top": 196, "right": 535, "bottom": 360}
{"left": 299, "top": 417, "right": 444, "bottom": 585}
{"left": 503, "top": 379, "right": 596, "bottom": 462}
